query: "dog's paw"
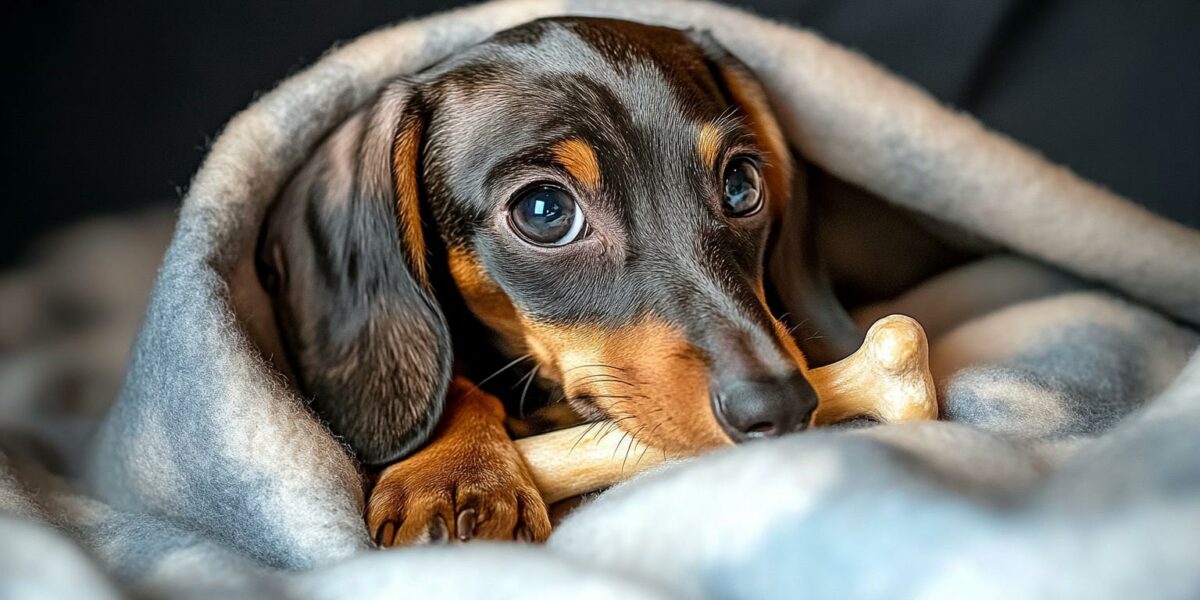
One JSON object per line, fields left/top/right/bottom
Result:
{"left": 366, "top": 429, "right": 550, "bottom": 546}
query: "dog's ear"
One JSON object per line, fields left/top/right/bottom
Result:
{"left": 766, "top": 165, "right": 864, "bottom": 367}
{"left": 258, "top": 81, "right": 451, "bottom": 465}
{"left": 690, "top": 30, "right": 861, "bottom": 366}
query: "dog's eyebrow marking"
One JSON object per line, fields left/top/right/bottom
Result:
{"left": 697, "top": 113, "right": 745, "bottom": 170}
{"left": 553, "top": 138, "right": 601, "bottom": 189}
{"left": 697, "top": 122, "right": 725, "bottom": 170}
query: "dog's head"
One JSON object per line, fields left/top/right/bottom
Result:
{"left": 260, "top": 17, "right": 827, "bottom": 464}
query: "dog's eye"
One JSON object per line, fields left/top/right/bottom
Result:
{"left": 722, "top": 157, "right": 763, "bottom": 217}
{"left": 508, "top": 185, "right": 585, "bottom": 246}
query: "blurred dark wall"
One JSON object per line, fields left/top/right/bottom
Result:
{"left": 2, "top": 0, "right": 1197, "bottom": 265}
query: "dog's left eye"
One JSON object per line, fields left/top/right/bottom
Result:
{"left": 722, "top": 157, "right": 763, "bottom": 217}
{"left": 508, "top": 185, "right": 586, "bottom": 246}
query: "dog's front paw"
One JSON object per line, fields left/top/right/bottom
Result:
{"left": 367, "top": 440, "right": 550, "bottom": 546}
{"left": 366, "top": 390, "right": 550, "bottom": 546}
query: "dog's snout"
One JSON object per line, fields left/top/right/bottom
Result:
{"left": 711, "top": 372, "right": 818, "bottom": 442}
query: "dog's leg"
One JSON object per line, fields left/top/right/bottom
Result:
{"left": 367, "top": 377, "right": 551, "bottom": 546}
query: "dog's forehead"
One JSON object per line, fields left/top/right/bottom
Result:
{"left": 487, "top": 18, "right": 720, "bottom": 120}
{"left": 433, "top": 20, "right": 722, "bottom": 128}
{"left": 422, "top": 18, "right": 729, "bottom": 216}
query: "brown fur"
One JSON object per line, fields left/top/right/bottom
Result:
{"left": 447, "top": 247, "right": 526, "bottom": 354}
{"left": 697, "top": 122, "right": 725, "bottom": 170}
{"left": 450, "top": 247, "right": 731, "bottom": 454}
{"left": 393, "top": 112, "right": 428, "bottom": 284}
{"left": 523, "top": 319, "right": 730, "bottom": 454}
{"left": 367, "top": 377, "right": 551, "bottom": 545}
{"left": 552, "top": 138, "right": 602, "bottom": 190}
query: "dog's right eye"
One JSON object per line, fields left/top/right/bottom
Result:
{"left": 507, "top": 185, "right": 585, "bottom": 246}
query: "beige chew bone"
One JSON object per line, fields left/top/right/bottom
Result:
{"left": 515, "top": 314, "right": 937, "bottom": 504}
{"left": 515, "top": 425, "right": 660, "bottom": 504}
{"left": 809, "top": 314, "right": 937, "bottom": 425}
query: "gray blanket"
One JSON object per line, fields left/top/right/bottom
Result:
{"left": 3, "top": 1, "right": 1199, "bottom": 598}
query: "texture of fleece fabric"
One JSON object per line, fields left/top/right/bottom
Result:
{"left": 1, "top": 1, "right": 1198, "bottom": 598}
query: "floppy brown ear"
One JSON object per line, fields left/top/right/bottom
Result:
{"left": 257, "top": 81, "right": 451, "bottom": 466}
{"left": 690, "top": 30, "right": 862, "bottom": 367}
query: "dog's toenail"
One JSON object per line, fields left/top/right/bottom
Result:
{"left": 429, "top": 514, "right": 450, "bottom": 543}
{"left": 378, "top": 521, "right": 395, "bottom": 546}
{"left": 456, "top": 508, "right": 477, "bottom": 541}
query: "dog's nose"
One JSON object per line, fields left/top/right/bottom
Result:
{"left": 711, "top": 372, "right": 819, "bottom": 442}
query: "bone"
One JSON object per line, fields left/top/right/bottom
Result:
{"left": 515, "top": 425, "right": 662, "bottom": 505}
{"left": 514, "top": 314, "right": 937, "bottom": 504}
{"left": 809, "top": 314, "right": 938, "bottom": 425}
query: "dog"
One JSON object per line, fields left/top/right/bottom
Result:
{"left": 257, "top": 17, "right": 940, "bottom": 546}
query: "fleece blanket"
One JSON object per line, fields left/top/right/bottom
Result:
{"left": 3, "top": 0, "right": 1199, "bottom": 598}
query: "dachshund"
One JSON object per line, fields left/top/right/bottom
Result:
{"left": 256, "top": 17, "right": 956, "bottom": 546}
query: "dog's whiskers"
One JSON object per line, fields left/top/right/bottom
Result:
{"left": 516, "top": 363, "right": 540, "bottom": 418}
{"left": 620, "top": 424, "right": 648, "bottom": 471}
{"left": 613, "top": 430, "right": 631, "bottom": 459}
{"left": 569, "top": 419, "right": 606, "bottom": 454}
{"left": 509, "top": 366, "right": 536, "bottom": 390}
{"left": 560, "top": 370, "right": 672, "bottom": 466}
{"left": 634, "top": 422, "right": 665, "bottom": 468}
{"left": 595, "top": 416, "right": 635, "bottom": 445}
{"left": 573, "top": 375, "right": 635, "bottom": 387}
{"left": 563, "top": 363, "right": 627, "bottom": 373}
{"left": 784, "top": 318, "right": 811, "bottom": 338}
{"left": 474, "top": 354, "right": 531, "bottom": 388}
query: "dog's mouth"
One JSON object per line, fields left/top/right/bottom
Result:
{"left": 561, "top": 365, "right": 652, "bottom": 439}
{"left": 499, "top": 300, "right": 831, "bottom": 453}
{"left": 506, "top": 321, "right": 729, "bottom": 454}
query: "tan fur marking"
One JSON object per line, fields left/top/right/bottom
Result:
{"left": 367, "top": 377, "right": 550, "bottom": 546}
{"left": 523, "top": 319, "right": 730, "bottom": 454}
{"left": 447, "top": 248, "right": 739, "bottom": 452}
{"left": 393, "top": 115, "right": 428, "bottom": 283}
{"left": 447, "top": 253, "right": 805, "bottom": 452}
{"left": 721, "top": 66, "right": 794, "bottom": 218}
{"left": 697, "top": 122, "right": 724, "bottom": 169}
{"left": 771, "top": 312, "right": 810, "bottom": 372}
{"left": 553, "top": 138, "right": 602, "bottom": 189}
{"left": 447, "top": 247, "right": 527, "bottom": 354}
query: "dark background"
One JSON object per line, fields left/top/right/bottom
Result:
{"left": 2, "top": 0, "right": 1197, "bottom": 266}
